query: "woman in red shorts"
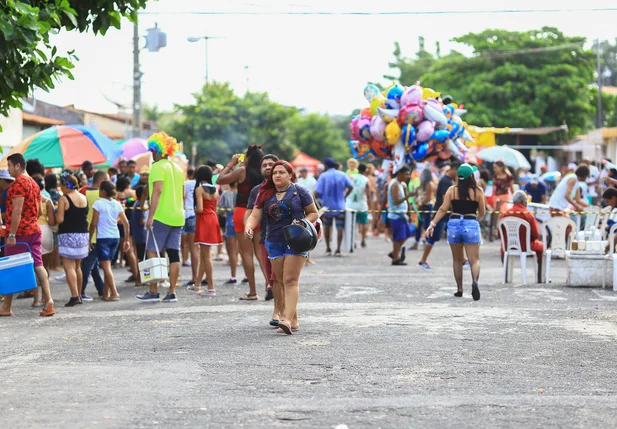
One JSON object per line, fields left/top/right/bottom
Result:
{"left": 216, "top": 145, "right": 265, "bottom": 300}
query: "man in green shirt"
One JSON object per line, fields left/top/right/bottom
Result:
{"left": 136, "top": 132, "right": 185, "bottom": 303}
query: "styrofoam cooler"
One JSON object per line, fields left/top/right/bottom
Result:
{"left": 138, "top": 230, "right": 169, "bottom": 283}
{"left": 0, "top": 248, "right": 38, "bottom": 295}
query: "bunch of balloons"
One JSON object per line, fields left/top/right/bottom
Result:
{"left": 349, "top": 82, "right": 473, "bottom": 170}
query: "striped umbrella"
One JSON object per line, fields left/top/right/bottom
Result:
{"left": 0, "top": 125, "right": 123, "bottom": 169}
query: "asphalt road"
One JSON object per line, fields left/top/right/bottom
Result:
{"left": 1, "top": 236, "right": 617, "bottom": 428}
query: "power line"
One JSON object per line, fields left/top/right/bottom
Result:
{"left": 139, "top": 7, "right": 617, "bottom": 16}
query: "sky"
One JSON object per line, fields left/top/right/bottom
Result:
{"left": 35, "top": 0, "right": 617, "bottom": 117}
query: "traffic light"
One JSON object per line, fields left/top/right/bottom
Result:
{"left": 145, "top": 24, "right": 167, "bottom": 52}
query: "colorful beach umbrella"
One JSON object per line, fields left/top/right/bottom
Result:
{"left": 0, "top": 125, "right": 124, "bottom": 169}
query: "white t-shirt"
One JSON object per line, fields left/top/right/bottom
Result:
{"left": 297, "top": 176, "right": 317, "bottom": 194}
{"left": 92, "top": 199, "right": 123, "bottom": 239}
{"left": 184, "top": 179, "right": 196, "bottom": 219}
{"left": 346, "top": 174, "right": 369, "bottom": 211}
{"left": 548, "top": 173, "right": 579, "bottom": 211}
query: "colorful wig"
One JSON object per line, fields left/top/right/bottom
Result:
{"left": 147, "top": 132, "right": 179, "bottom": 157}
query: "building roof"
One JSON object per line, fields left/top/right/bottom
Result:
{"left": 100, "top": 129, "right": 126, "bottom": 140}
{"left": 24, "top": 98, "right": 84, "bottom": 124}
{"left": 22, "top": 112, "right": 65, "bottom": 126}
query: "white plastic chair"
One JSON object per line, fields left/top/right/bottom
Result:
{"left": 542, "top": 217, "right": 576, "bottom": 284}
{"left": 603, "top": 223, "right": 617, "bottom": 290}
{"left": 498, "top": 217, "right": 539, "bottom": 285}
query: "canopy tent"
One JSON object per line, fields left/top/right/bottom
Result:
{"left": 290, "top": 151, "right": 321, "bottom": 175}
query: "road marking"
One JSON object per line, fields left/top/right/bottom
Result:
{"left": 514, "top": 289, "right": 567, "bottom": 301}
{"left": 591, "top": 290, "right": 617, "bottom": 301}
{"left": 335, "top": 286, "right": 381, "bottom": 299}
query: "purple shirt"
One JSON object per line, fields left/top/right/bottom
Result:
{"left": 261, "top": 184, "right": 313, "bottom": 243}
{"left": 315, "top": 169, "right": 353, "bottom": 215}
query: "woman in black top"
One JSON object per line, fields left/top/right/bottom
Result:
{"left": 56, "top": 173, "right": 90, "bottom": 306}
{"left": 427, "top": 164, "right": 485, "bottom": 300}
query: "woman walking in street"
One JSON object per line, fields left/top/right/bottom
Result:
{"left": 426, "top": 164, "right": 485, "bottom": 300}
{"left": 90, "top": 181, "right": 131, "bottom": 301}
{"left": 56, "top": 173, "right": 89, "bottom": 306}
{"left": 245, "top": 160, "right": 319, "bottom": 335}
{"left": 217, "top": 145, "right": 266, "bottom": 300}
{"left": 410, "top": 168, "right": 436, "bottom": 250}
{"left": 193, "top": 165, "right": 223, "bottom": 296}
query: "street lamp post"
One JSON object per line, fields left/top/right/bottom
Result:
{"left": 187, "top": 36, "right": 223, "bottom": 85}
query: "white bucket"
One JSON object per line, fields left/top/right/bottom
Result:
{"left": 138, "top": 231, "right": 169, "bottom": 284}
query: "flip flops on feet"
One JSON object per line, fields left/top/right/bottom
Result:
{"left": 277, "top": 322, "right": 294, "bottom": 335}
{"left": 471, "top": 282, "right": 480, "bottom": 301}
{"left": 239, "top": 293, "right": 258, "bottom": 301}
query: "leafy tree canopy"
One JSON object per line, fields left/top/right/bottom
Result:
{"left": 0, "top": 0, "right": 148, "bottom": 117}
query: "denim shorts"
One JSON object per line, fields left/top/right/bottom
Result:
{"left": 447, "top": 218, "right": 481, "bottom": 245}
{"left": 265, "top": 240, "right": 308, "bottom": 260}
{"left": 224, "top": 214, "right": 236, "bottom": 238}
{"left": 96, "top": 238, "right": 120, "bottom": 261}
{"left": 183, "top": 216, "right": 196, "bottom": 235}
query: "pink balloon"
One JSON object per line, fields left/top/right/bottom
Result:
{"left": 424, "top": 97, "right": 443, "bottom": 112}
{"left": 350, "top": 118, "right": 361, "bottom": 141}
{"left": 370, "top": 115, "right": 386, "bottom": 141}
{"left": 398, "top": 103, "right": 424, "bottom": 126}
{"left": 358, "top": 118, "right": 372, "bottom": 141}
{"left": 401, "top": 85, "right": 423, "bottom": 107}
{"left": 416, "top": 121, "right": 435, "bottom": 142}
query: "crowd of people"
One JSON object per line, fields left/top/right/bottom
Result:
{"left": 1, "top": 130, "right": 616, "bottom": 328}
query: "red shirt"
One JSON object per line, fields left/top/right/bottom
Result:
{"left": 5, "top": 174, "right": 41, "bottom": 237}
{"left": 499, "top": 203, "right": 540, "bottom": 251}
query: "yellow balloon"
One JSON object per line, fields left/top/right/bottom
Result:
{"left": 369, "top": 98, "right": 383, "bottom": 116}
{"left": 385, "top": 121, "right": 402, "bottom": 146}
{"left": 422, "top": 87, "right": 441, "bottom": 100}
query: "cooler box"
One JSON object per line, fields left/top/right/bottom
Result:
{"left": 138, "top": 257, "right": 169, "bottom": 284}
{"left": 0, "top": 250, "right": 38, "bottom": 295}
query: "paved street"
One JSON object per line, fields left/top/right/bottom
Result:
{"left": 2, "top": 236, "right": 617, "bottom": 428}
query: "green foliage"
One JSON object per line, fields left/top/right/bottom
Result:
{"left": 170, "top": 82, "right": 297, "bottom": 164}
{"left": 388, "top": 27, "right": 595, "bottom": 138}
{"left": 596, "top": 39, "right": 617, "bottom": 87}
{"left": 286, "top": 112, "right": 349, "bottom": 161}
{"left": 590, "top": 88, "right": 617, "bottom": 128}
{"left": 0, "top": 0, "right": 148, "bottom": 118}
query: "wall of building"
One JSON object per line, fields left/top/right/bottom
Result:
{"left": 83, "top": 113, "right": 130, "bottom": 139}
{"left": 0, "top": 109, "right": 24, "bottom": 152}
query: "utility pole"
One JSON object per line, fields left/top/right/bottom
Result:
{"left": 133, "top": 22, "right": 141, "bottom": 138}
{"left": 597, "top": 38, "right": 603, "bottom": 129}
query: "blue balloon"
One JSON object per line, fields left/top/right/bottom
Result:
{"left": 386, "top": 84, "right": 404, "bottom": 101}
{"left": 431, "top": 130, "right": 450, "bottom": 144}
{"left": 412, "top": 142, "right": 429, "bottom": 161}
{"left": 401, "top": 125, "right": 416, "bottom": 149}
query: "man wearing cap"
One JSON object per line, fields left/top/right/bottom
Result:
{"left": 523, "top": 177, "right": 548, "bottom": 204}
{"left": 315, "top": 158, "right": 353, "bottom": 256}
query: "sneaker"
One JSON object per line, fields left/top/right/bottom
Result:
{"left": 80, "top": 294, "right": 93, "bottom": 302}
{"left": 54, "top": 273, "right": 66, "bottom": 282}
{"left": 224, "top": 278, "right": 237, "bottom": 285}
{"left": 136, "top": 292, "right": 160, "bottom": 302}
{"left": 162, "top": 293, "right": 178, "bottom": 303}
{"left": 64, "top": 297, "right": 82, "bottom": 307}
{"left": 418, "top": 262, "right": 433, "bottom": 271}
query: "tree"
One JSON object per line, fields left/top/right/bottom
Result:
{"left": 595, "top": 39, "right": 617, "bottom": 87}
{"left": 0, "top": 0, "right": 147, "bottom": 118}
{"left": 384, "top": 37, "right": 437, "bottom": 84}
{"left": 415, "top": 27, "right": 596, "bottom": 138}
{"left": 170, "top": 82, "right": 297, "bottom": 164}
{"left": 286, "top": 112, "right": 349, "bottom": 161}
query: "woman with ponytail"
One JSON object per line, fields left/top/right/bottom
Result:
{"left": 245, "top": 161, "right": 319, "bottom": 335}
{"left": 426, "top": 164, "right": 485, "bottom": 301}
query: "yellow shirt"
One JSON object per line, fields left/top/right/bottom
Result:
{"left": 149, "top": 158, "right": 185, "bottom": 227}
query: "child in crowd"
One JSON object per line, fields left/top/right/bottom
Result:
{"left": 193, "top": 165, "right": 223, "bottom": 296}
{"left": 90, "top": 181, "right": 131, "bottom": 301}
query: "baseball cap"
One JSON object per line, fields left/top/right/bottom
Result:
{"left": 0, "top": 169, "right": 15, "bottom": 181}
{"left": 324, "top": 158, "right": 337, "bottom": 168}
{"left": 457, "top": 163, "right": 474, "bottom": 179}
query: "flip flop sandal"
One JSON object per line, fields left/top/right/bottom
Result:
{"left": 278, "top": 322, "right": 293, "bottom": 335}
{"left": 0, "top": 312, "right": 13, "bottom": 317}
{"left": 270, "top": 319, "right": 280, "bottom": 327}
{"left": 239, "top": 294, "right": 259, "bottom": 301}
